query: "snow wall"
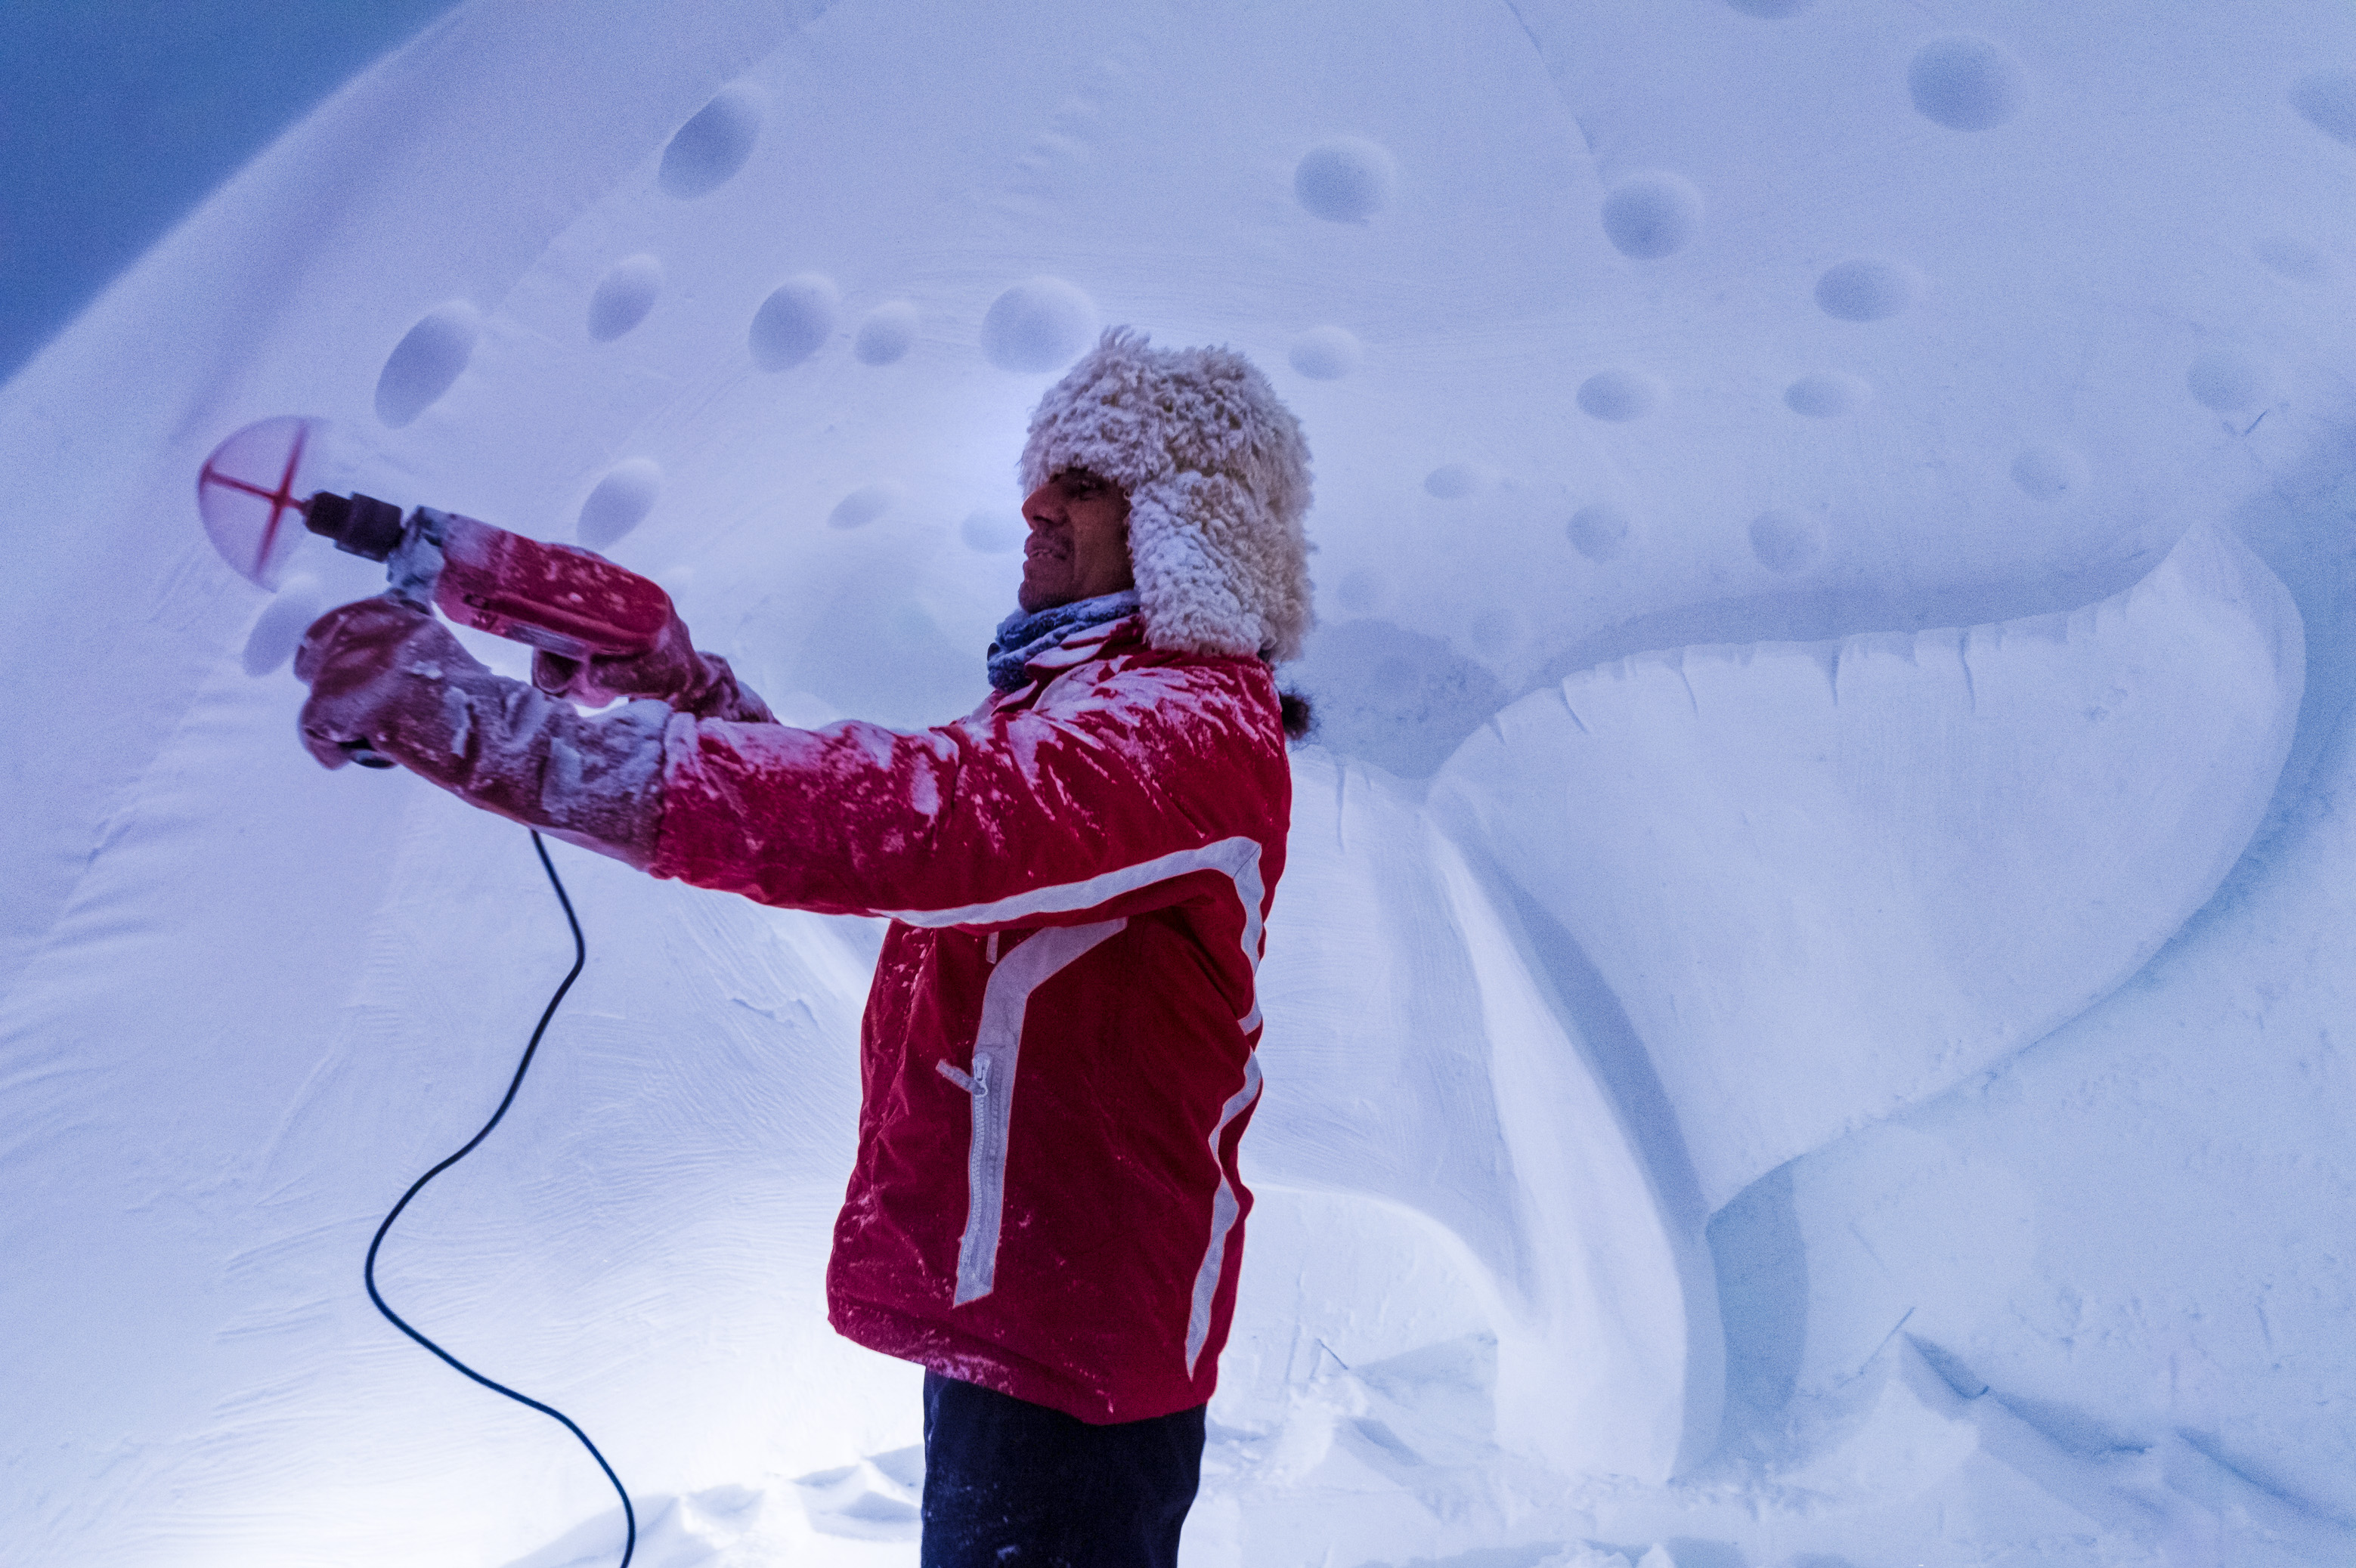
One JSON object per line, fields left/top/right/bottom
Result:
{"left": 3, "top": 2, "right": 2354, "bottom": 1566}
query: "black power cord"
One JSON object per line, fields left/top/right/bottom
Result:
{"left": 363, "top": 830, "right": 636, "bottom": 1568}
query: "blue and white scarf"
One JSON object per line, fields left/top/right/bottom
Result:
{"left": 986, "top": 590, "right": 1141, "bottom": 693}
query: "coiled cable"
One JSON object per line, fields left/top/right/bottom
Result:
{"left": 362, "top": 830, "right": 636, "bottom": 1567}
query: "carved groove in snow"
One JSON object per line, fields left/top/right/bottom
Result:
{"left": 1433, "top": 523, "right": 2304, "bottom": 1211}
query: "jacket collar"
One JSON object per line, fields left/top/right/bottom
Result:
{"left": 996, "top": 614, "right": 1147, "bottom": 702}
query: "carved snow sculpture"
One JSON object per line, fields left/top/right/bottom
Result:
{"left": 1258, "top": 756, "right": 1717, "bottom": 1483}
{"left": 1433, "top": 523, "right": 2303, "bottom": 1211}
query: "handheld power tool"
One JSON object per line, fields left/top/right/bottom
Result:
{"left": 300, "top": 491, "right": 673, "bottom": 765}
{"left": 196, "top": 414, "right": 673, "bottom": 765}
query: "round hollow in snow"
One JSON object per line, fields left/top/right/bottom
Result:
{"left": 1785, "top": 371, "right": 1871, "bottom": 417}
{"left": 2010, "top": 445, "right": 2088, "bottom": 502}
{"left": 1289, "top": 325, "right": 1364, "bottom": 380}
{"left": 1568, "top": 503, "right": 1633, "bottom": 563}
{"left": 2187, "top": 350, "right": 2270, "bottom": 413}
{"left": 1578, "top": 370, "right": 1665, "bottom": 422}
{"left": 2292, "top": 70, "right": 2356, "bottom": 147}
{"left": 980, "top": 277, "right": 1097, "bottom": 372}
{"left": 1602, "top": 172, "right": 1704, "bottom": 260}
{"left": 2255, "top": 237, "right": 2329, "bottom": 283}
{"left": 1295, "top": 138, "right": 1397, "bottom": 223}
{"left": 375, "top": 301, "right": 480, "bottom": 428}
{"left": 829, "top": 484, "right": 902, "bottom": 530}
{"left": 1424, "top": 463, "right": 1481, "bottom": 499}
{"left": 243, "top": 575, "right": 327, "bottom": 676}
{"left": 660, "top": 85, "right": 763, "bottom": 198}
{"left": 856, "top": 302, "right": 919, "bottom": 366}
{"left": 588, "top": 255, "right": 663, "bottom": 342}
{"left": 750, "top": 274, "right": 839, "bottom": 370}
{"left": 1908, "top": 36, "right": 2027, "bottom": 132}
{"left": 1816, "top": 259, "right": 1918, "bottom": 322}
{"left": 578, "top": 458, "right": 664, "bottom": 546}
{"left": 1750, "top": 509, "right": 1823, "bottom": 573}
{"left": 1333, "top": 567, "right": 1385, "bottom": 613}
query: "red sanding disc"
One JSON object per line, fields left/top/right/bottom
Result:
{"left": 197, "top": 415, "right": 323, "bottom": 589}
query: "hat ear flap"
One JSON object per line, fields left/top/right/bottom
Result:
{"left": 1127, "top": 476, "right": 1261, "bottom": 658}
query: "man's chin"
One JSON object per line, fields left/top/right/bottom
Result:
{"left": 1017, "top": 575, "right": 1069, "bottom": 614}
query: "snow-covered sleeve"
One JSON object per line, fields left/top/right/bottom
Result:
{"left": 646, "top": 656, "right": 1289, "bottom": 924}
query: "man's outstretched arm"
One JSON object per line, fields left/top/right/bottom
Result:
{"left": 294, "top": 598, "right": 1286, "bottom": 923}
{"left": 651, "top": 653, "right": 1288, "bottom": 925}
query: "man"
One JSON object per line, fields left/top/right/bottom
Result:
{"left": 293, "top": 329, "right": 1315, "bottom": 1565}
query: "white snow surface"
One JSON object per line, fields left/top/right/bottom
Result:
{"left": 1435, "top": 521, "right": 2303, "bottom": 1211}
{"left": 5, "top": 2, "right": 2356, "bottom": 1565}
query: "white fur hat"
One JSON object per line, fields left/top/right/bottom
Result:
{"left": 1019, "top": 329, "right": 1314, "bottom": 662}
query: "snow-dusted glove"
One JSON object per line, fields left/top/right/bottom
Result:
{"left": 530, "top": 608, "right": 775, "bottom": 722}
{"left": 294, "top": 597, "right": 670, "bottom": 867}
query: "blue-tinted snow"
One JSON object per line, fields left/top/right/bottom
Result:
{"left": 5, "top": 2, "right": 2356, "bottom": 1563}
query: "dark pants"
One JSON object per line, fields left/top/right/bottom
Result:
{"left": 920, "top": 1372, "right": 1206, "bottom": 1567}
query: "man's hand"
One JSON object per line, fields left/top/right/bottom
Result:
{"left": 295, "top": 596, "right": 480, "bottom": 773}
{"left": 532, "top": 608, "right": 776, "bottom": 723}
{"left": 293, "top": 595, "right": 669, "bottom": 865}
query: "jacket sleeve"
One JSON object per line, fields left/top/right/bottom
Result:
{"left": 647, "top": 658, "right": 1288, "bottom": 926}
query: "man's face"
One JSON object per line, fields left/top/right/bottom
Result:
{"left": 1018, "top": 468, "right": 1134, "bottom": 613}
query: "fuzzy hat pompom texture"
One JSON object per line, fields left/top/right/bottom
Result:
{"left": 1019, "top": 328, "right": 1315, "bottom": 662}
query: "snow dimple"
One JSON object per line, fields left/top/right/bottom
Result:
{"left": 854, "top": 301, "right": 918, "bottom": 365}
{"left": 750, "top": 274, "right": 839, "bottom": 370}
{"left": 1289, "top": 324, "right": 1364, "bottom": 379}
{"left": 1423, "top": 462, "right": 1482, "bottom": 499}
{"left": 587, "top": 254, "right": 663, "bottom": 341}
{"left": 1816, "top": 259, "right": 1918, "bottom": 322}
{"left": 659, "top": 84, "right": 763, "bottom": 198}
{"left": 241, "top": 575, "right": 326, "bottom": 676}
{"left": 1577, "top": 369, "right": 1665, "bottom": 422}
{"left": 1568, "top": 503, "right": 1633, "bottom": 563}
{"left": 1294, "top": 138, "right": 1396, "bottom": 223}
{"left": 373, "top": 301, "right": 479, "bottom": 428}
{"left": 2010, "top": 444, "right": 2088, "bottom": 502}
{"left": 1333, "top": 566, "right": 1385, "bottom": 613}
{"left": 828, "top": 483, "right": 901, "bottom": 530}
{"left": 2255, "top": 236, "right": 2330, "bottom": 283}
{"left": 2187, "top": 349, "right": 2270, "bottom": 413}
{"left": 2290, "top": 70, "right": 2356, "bottom": 147}
{"left": 578, "top": 457, "right": 663, "bottom": 546}
{"left": 1909, "top": 36, "right": 2028, "bottom": 132}
{"left": 1785, "top": 370, "right": 1871, "bottom": 417}
{"left": 1750, "top": 509, "right": 1823, "bottom": 574}
{"left": 980, "top": 277, "right": 1096, "bottom": 372}
{"left": 1601, "top": 172, "right": 1703, "bottom": 260}
{"left": 961, "top": 509, "right": 1024, "bottom": 554}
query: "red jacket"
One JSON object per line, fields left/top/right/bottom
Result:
{"left": 648, "top": 614, "right": 1291, "bottom": 1422}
